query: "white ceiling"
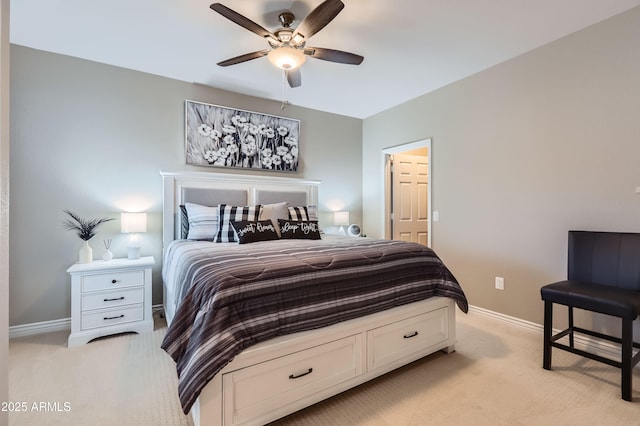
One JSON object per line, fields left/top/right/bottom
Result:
{"left": 10, "top": 0, "right": 640, "bottom": 118}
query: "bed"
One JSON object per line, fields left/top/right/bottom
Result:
{"left": 160, "top": 171, "right": 468, "bottom": 426}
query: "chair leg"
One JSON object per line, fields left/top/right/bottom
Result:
{"left": 621, "top": 319, "right": 632, "bottom": 401}
{"left": 543, "top": 301, "right": 553, "bottom": 370}
{"left": 568, "top": 306, "right": 574, "bottom": 348}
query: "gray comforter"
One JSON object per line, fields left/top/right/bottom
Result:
{"left": 161, "top": 236, "right": 468, "bottom": 414}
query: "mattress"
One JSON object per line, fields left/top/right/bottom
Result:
{"left": 161, "top": 235, "right": 468, "bottom": 413}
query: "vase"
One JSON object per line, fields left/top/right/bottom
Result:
{"left": 78, "top": 241, "right": 93, "bottom": 264}
{"left": 102, "top": 249, "right": 113, "bottom": 261}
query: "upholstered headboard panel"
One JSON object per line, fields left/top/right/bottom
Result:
{"left": 162, "top": 171, "right": 320, "bottom": 251}
{"left": 255, "top": 190, "right": 308, "bottom": 206}
{"left": 182, "top": 187, "right": 247, "bottom": 206}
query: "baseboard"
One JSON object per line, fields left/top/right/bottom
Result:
{"left": 9, "top": 317, "right": 71, "bottom": 339}
{"left": 468, "top": 305, "right": 543, "bottom": 333}
{"left": 9, "top": 304, "right": 165, "bottom": 339}
{"left": 468, "top": 304, "right": 635, "bottom": 368}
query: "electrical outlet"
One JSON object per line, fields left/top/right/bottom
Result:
{"left": 495, "top": 276, "right": 505, "bottom": 290}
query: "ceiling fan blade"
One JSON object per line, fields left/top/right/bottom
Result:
{"left": 217, "top": 49, "right": 270, "bottom": 67}
{"left": 210, "top": 3, "right": 279, "bottom": 44}
{"left": 305, "top": 47, "right": 364, "bottom": 65}
{"left": 291, "top": 0, "right": 344, "bottom": 43}
{"left": 286, "top": 69, "right": 302, "bottom": 88}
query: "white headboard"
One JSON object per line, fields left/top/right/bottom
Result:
{"left": 161, "top": 171, "right": 320, "bottom": 252}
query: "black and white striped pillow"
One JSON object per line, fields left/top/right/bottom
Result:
{"left": 288, "top": 206, "right": 309, "bottom": 221}
{"left": 215, "top": 204, "right": 261, "bottom": 243}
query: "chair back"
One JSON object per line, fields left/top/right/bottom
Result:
{"left": 568, "top": 230, "right": 640, "bottom": 291}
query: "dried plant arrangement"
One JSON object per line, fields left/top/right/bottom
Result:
{"left": 62, "top": 210, "right": 114, "bottom": 241}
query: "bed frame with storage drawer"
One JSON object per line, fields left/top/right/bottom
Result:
{"left": 161, "top": 171, "right": 459, "bottom": 426}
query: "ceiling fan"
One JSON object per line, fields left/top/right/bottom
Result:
{"left": 210, "top": 0, "right": 364, "bottom": 88}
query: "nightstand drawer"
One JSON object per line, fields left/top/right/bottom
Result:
{"left": 81, "top": 270, "right": 144, "bottom": 292}
{"left": 81, "top": 287, "right": 144, "bottom": 311}
{"left": 81, "top": 304, "right": 144, "bottom": 330}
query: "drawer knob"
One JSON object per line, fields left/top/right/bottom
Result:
{"left": 111, "top": 279, "right": 117, "bottom": 284}
{"left": 289, "top": 368, "right": 313, "bottom": 380}
{"left": 103, "top": 314, "right": 125, "bottom": 321}
{"left": 104, "top": 296, "right": 125, "bottom": 302}
{"left": 404, "top": 331, "right": 419, "bottom": 339}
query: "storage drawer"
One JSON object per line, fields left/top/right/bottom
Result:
{"left": 81, "top": 270, "right": 144, "bottom": 292}
{"left": 368, "top": 307, "right": 449, "bottom": 371}
{"left": 81, "top": 304, "right": 144, "bottom": 330}
{"left": 222, "top": 334, "right": 362, "bottom": 425}
{"left": 81, "top": 287, "right": 144, "bottom": 311}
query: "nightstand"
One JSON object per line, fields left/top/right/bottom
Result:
{"left": 67, "top": 256, "right": 155, "bottom": 347}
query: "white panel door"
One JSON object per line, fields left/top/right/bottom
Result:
{"left": 392, "top": 154, "right": 428, "bottom": 245}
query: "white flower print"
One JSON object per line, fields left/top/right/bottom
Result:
{"left": 188, "top": 103, "right": 299, "bottom": 171}
{"left": 262, "top": 156, "right": 273, "bottom": 169}
{"left": 198, "top": 124, "right": 212, "bottom": 137}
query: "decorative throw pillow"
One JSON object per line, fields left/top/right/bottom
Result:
{"left": 184, "top": 203, "right": 219, "bottom": 240}
{"left": 278, "top": 219, "right": 322, "bottom": 240}
{"left": 306, "top": 205, "right": 319, "bottom": 222}
{"left": 288, "top": 206, "right": 309, "bottom": 221}
{"left": 215, "top": 204, "right": 261, "bottom": 243}
{"left": 259, "top": 202, "right": 289, "bottom": 237}
{"left": 231, "top": 220, "right": 279, "bottom": 244}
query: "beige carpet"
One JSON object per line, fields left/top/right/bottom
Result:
{"left": 9, "top": 312, "right": 192, "bottom": 426}
{"left": 9, "top": 310, "right": 640, "bottom": 425}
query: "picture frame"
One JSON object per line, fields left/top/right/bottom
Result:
{"left": 185, "top": 100, "right": 300, "bottom": 172}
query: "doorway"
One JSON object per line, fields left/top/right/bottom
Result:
{"left": 382, "top": 138, "right": 431, "bottom": 247}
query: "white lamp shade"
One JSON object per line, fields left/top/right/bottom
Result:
{"left": 334, "top": 211, "right": 350, "bottom": 226}
{"left": 267, "top": 46, "right": 306, "bottom": 70}
{"left": 121, "top": 212, "right": 147, "bottom": 233}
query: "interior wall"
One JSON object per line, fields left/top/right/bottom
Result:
{"left": 363, "top": 7, "right": 640, "bottom": 327}
{"left": 9, "top": 45, "right": 362, "bottom": 326}
{"left": 1, "top": 0, "right": 9, "bottom": 423}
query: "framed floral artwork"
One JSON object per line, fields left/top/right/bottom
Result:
{"left": 185, "top": 100, "right": 300, "bottom": 172}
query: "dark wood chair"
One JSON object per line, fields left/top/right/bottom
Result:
{"left": 540, "top": 230, "right": 640, "bottom": 401}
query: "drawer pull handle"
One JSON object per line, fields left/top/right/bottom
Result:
{"left": 111, "top": 279, "right": 117, "bottom": 284}
{"left": 289, "top": 368, "right": 313, "bottom": 380}
{"left": 103, "top": 314, "right": 125, "bottom": 321}
{"left": 404, "top": 331, "right": 419, "bottom": 339}
{"left": 104, "top": 297, "right": 125, "bottom": 302}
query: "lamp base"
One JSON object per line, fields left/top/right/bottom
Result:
{"left": 127, "top": 246, "right": 141, "bottom": 260}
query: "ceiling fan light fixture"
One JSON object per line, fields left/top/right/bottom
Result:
{"left": 268, "top": 46, "right": 306, "bottom": 70}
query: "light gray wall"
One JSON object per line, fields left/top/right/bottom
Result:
{"left": 9, "top": 45, "right": 362, "bottom": 326}
{"left": 363, "top": 7, "right": 640, "bottom": 327}
{"left": 1, "top": 0, "right": 9, "bottom": 423}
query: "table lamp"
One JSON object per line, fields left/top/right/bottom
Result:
{"left": 121, "top": 212, "right": 147, "bottom": 259}
{"left": 334, "top": 211, "right": 349, "bottom": 235}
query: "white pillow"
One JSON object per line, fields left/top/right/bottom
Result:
{"left": 306, "top": 205, "right": 318, "bottom": 221}
{"left": 306, "top": 205, "right": 324, "bottom": 234}
{"left": 259, "top": 202, "right": 289, "bottom": 237}
{"left": 185, "top": 203, "right": 219, "bottom": 240}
